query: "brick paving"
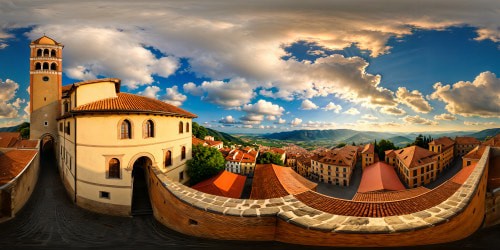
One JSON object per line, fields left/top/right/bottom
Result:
{"left": 0, "top": 153, "right": 498, "bottom": 249}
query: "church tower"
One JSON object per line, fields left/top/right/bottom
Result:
{"left": 29, "top": 35, "right": 63, "bottom": 140}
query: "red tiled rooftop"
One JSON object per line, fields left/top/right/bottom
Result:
{"left": 72, "top": 93, "right": 197, "bottom": 118}
{"left": 483, "top": 134, "right": 500, "bottom": 147}
{"left": 463, "top": 145, "right": 487, "bottom": 160}
{"left": 16, "top": 140, "right": 39, "bottom": 149}
{"left": 429, "top": 136, "right": 455, "bottom": 149}
{"left": 394, "top": 146, "right": 436, "bottom": 169}
{"left": 451, "top": 163, "right": 477, "bottom": 185}
{"left": 312, "top": 146, "right": 357, "bottom": 167}
{"left": 250, "top": 164, "right": 316, "bottom": 199}
{"left": 455, "top": 136, "right": 481, "bottom": 145}
{"left": 0, "top": 132, "right": 21, "bottom": 148}
{"left": 191, "top": 170, "right": 246, "bottom": 199}
{"left": 362, "top": 144, "right": 375, "bottom": 154}
{"left": 353, "top": 186, "right": 430, "bottom": 202}
{"left": 192, "top": 137, "right": 207, "bottom": 146}
{"left": 0, "top": 150, "right": 37, "bottom": 185}
{"left": 357, "top": 162, "right": 405, "bottom": 193}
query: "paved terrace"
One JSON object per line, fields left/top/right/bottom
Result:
{"left": 0, "top": 153, "right": 498, "bottom": 249}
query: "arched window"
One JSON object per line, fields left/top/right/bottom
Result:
{"left": 120, "top": 120, "right": 132, "bottom": 139}
{"left": 181, "top": 146, "right": 186, "bottom": 160}
{"left": 179, "top": 121, "right": 183, "bottom": 133}
{"left": 43, "top": 49, "right": 49, "bottom": 57}
{"left": 144, "top": 119, "right": 154, "bottom": 138}
{"left": 37, "top": 49, "right": 43, "bottom": 57}
{"left": 108, "top": 158, "right": 120, "bottom": 179}
{"left": 165, "top": 150, "right": 172, "bottom": 167}
{"left": 43, "top": 62, "right": 49, "bottom": 70}
{"left": 35, "top": 62, "right": 41, "bottom": 70}
{"left": 51, "top": 63, "right": 57, "bottom": 71}
{"left": 51, "top": 49, "right": 56, "bottom": 57}
{"left": 186, "top": 122, "right": 190, "bottom": 133}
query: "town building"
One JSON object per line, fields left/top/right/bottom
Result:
{"left": 296, "top": 155, "right": 313, "bottom": 178}
{"left": 462, "top": 145, "right": 487, "bottom": 167}
{"left": 361, "top": 143, "right": 376, "bottom": 170}
{"left": 224, "top": 147, "right": 258, "bottom": 175}
{"left": 455, "top": 136, "right": 481, "bottom": 157}
{"left": 192, "top": 136, "right": 223, "bottom": 149}
{"left": 428, "top": 137, "right": 455, "bottom": 174}
{"left": 384, "top": 149, "right": 397, "bottom": 167}
{"left": 260, "top": 147, "right": 286, "bottom": 163}
{"left": 357, "top": 161, "right": 405, "bottom": 193}
{"left": 30, "top": 35, "right": 197, "bottom": 216}
{"left": 191, "top": 170, "right": 246, "bottom": 198}
{"left": 310, "top": 145, "right": 357, "bottom": 186}
{"left": 390, "top": 146, "right": 438, "bottom": 188}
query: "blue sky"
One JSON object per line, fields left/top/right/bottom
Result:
{"left": 0, "top": 1, "right": 498, "bottom": 133}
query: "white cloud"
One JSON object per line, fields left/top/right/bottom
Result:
{"left": 322, "top": 102, "right": 342, "bottom": 113}
{"left": 290, "top": 118, "right": 303, "bottom": 126}
{"left": 184, "top": 78, "right": 255, "bottom": 108}
{"left": 429, "top": 71, "right": 500, "bottom": 118}
{"left": 396, "top": 87, "right": 432, "bottom": 113}
{"left": 300, "top": 99, "right": 319, "bottom": 110}
{"left": 161, "top": 85, "right": 186, "bottom": 106}
{"left": 402, "top": 115, "right": 438, "bottom": 125}
{"left": 267, "top": 115, "right": 276, "bottom": 121}
{"left": 344, "top": 108, "right": 360, "bottom": 115}
{"left": 240, "top": 114, "right": 264, "bottom": 122}
{"left": 140, "top": 86, "right": 161, "bottom": 99}
{"left": 276, "top": 118, "right": 286, "bottom": 124}
{"left": 380, "top": 106, "right": 406, "bottom": 116}
{"left": 242, "top": 99, "right": 285, "bottom": 116}
{"left": 219, "top": 115, "right": 236, "bottom": 124}
{"left": 434, "top": 113, "right": 457, "bottom": 121}
{"left": 464, "top": 121, "right": 497, "bottom": 126}
{"left": 361, "top": 114, "right": 378, "bottom": 120}
{"left": 0, "top": 79, "right": 20, "bottom": 118}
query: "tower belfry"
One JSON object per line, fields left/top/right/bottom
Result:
{"left": 29, "top": 35, "right": 64, "bottom": 140}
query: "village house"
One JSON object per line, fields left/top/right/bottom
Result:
{"left": 310, "top": 145, "right": 357, "bottom": 186}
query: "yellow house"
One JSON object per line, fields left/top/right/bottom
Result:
{"left": 311, "top": 145, "right": 357, "bottom": 186}
{"left": 393, "top": 146, "right": 437, "bottom": 188}
{"left": 29, "top": 35, "right": 197, "bottom": 216}
{"left": 429, "top": 137, "right": 455, "bottom": 174}
{"left": 361, "top": 144, "right": 375, "bottom": 170}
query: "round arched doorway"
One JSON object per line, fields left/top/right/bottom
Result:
{"left": 131, "top": 156, "right": 153, "bottom": 215}
{"left": 40, "top": 134, "right": 55, "bottom": 162}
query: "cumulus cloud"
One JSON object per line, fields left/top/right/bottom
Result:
{"left": 380, "top": 106, "right": 406, "bottom": 116}
{"left": 242, "top": 99, "right": 285, "bottom": 116}
{"left": 290, "top": 118, "right": 303, "bottom": 126}
{"left": 161, "top": 85, "right": 186, "bottom": 106}
{"left": 300, "top": 99, "right": 319, "bottom": 110}
{"left": 276, "top": 118, "right": 286, "bottom": 124}
{"left": 140, "top": 86, "right": 161, "bottom": 99}
{"left": 184, "top": 78, "right": 255, "bottom": 108}
{"left": 344, "top": 108, "right": 360, "bottom": 115}
{"left": 464, "top": 121, "right": 497, "bottom": 126}
{"left": 361, "top": 114, "right": 378, "bottom": 120}
{"left": 267, "top": 115, "right": 276, "bottom": 121}
{"left": 300, "top": 121, "right": 337, "bottom": 129}
{"left": 396, "top": 87, "right": 432, "bottom": 113}
{"left": 434, "top": 113, "right": 457, "bottom": 121}
{"left": 0, "top": 79, "right": 20, "bottom": 118}
{"left": 322, "top": 102, "right": 342, "bottom": 113}
{"left": 429, "top": 71, "right": 500, "bottom": 118}
{"left": 402, "top": 115, "right": 438, "bottom": 125}
{"left": 219, "top": 115, "right": 236, "bottom": 124}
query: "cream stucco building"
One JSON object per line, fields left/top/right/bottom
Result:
{"left": 29, "top": 36, "right": 197, "bottom": 216}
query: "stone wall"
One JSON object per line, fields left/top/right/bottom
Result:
{"left": 147, "top": 146, "right": 490, "bottom": 247}
{"left": 0, "top": 148, "right": 40, "bottom": 219}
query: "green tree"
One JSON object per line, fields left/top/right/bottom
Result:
{"left": 186, "top": 144, "right": 225, "bottom": 185}
{"left": 16, "top": 122, "right": 30, "bottom": 139}
{"left": 351, "top": 142, "right": 356, "bottom": 146}
{"left": 336, "top": 142, "right": 347, "bottom": 148}
{"left": 257, "top": 152, "right": 284, "bottom": 166}
{"left": 377, "top": 139, "right": 397, "bottom": 160}
{"left": 192, "top": 122, "right": 208, "bottom": 139}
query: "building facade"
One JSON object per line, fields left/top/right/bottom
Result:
{"left": 455, "top": 136, "right": 481, "bottom": 157}
{"left": 429, "top": 137, "right": 455, "bottom": 174}
{"left": 310, "top": 145, "right": 357, "bottom": 186}
{"left": 391, "top": 146, "right": 438, "bottom": 188}
{"left": 361, "top": 144, "right": 375, "bottom": 170}
{"left": 224, "top": 147, "right": 258, "bottom": 175}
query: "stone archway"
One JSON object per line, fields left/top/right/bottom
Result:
{"left": 40, "top": 133, "right": 55, "bottom": 162}
{"left": 131, "top": 156, "right": 153, "bottom": 215}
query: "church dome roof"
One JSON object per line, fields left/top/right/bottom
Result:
{"left": 31, "top": 35, "right": 63, "bottom": 46}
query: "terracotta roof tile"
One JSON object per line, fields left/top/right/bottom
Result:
{"left": 463, "top": 145, "right": 487, "bottom": 160}
{"left": 0, "top": 150, "right": 37, "bottom": 185}
{"left": 483, "top": 134, "right": 500, "bottom": 147}
{"left": 429, "top": 136, "right": 455, "bottom": 150}
{"left": 273, "top": 165, "right": 317, "bottom": 194}
{"left": 192, "top": 137, "right": 207, "bottom": 146}
{"left": 312, "top": 146, "right": 357, "bottom": 167}
{"left": 16, "top": 140, "right": 39, "bottom": 149}
{"left": 353, "top": 186, "right": 430, "bottom": 202}
{"left": 394, "top": 146, "right": 436, "bottom": 169}
{"left": 0, "top": 132, "right": 21, "bottom": 148}
{"left": 191, "top": 170, "right": 246, "bottom": 199}
{"left": 72, "top": 92, "right": 197, "bottom": 118}
{"left": 455, "top": 136, "right": 481, "bottom": 145}
{"left": 362, "top": 144, "right": 375, "bottom": 154}
{"left": 451, "top": 163, "right": 476, "bottom": 185}
{"left": 357, "top": 162, "right": 405, "bottom": 193}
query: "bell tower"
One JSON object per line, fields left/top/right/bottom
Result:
{"left": 29, "top": 35, "right": 63, "bottom": 140}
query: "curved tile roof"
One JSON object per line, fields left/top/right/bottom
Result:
{"left": 352, "top": 186, "right": 430, "bottom": 202}
{"left": 357, "top": 162, "right": 405, "bottom": 193}
{"left": 31, "top": 35, "right": 62, "bottom": 45}
{"left": 72, "top": 93, "right": 197, "bottom": 118}
{"left": 191, "top": 170, "right": 246, "bottom": 199}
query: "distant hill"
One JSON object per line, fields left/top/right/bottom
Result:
{"left": 0, "top": 124, "right": 22, "bottom": 132}
{"left": 192, "top": 122, "right": 247, "bottom": 146}
{"left": 387, "top": 136, "right": 413, "bottom": 147}
{"left": 465, "top": 128, "right": 500, "bottom": 141}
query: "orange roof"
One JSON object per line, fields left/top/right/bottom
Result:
{"left": 451, "top": 163, "right": 477, "bottom": 185}
{"left": 206, "top": 140, "right": 223, "bottom": 146}
{"left": 31, "top": 35, "right": 62, "bottom": 45}
{"left": 61, "top": 84, "right": 73, "bottom": 94}
{"left": 311, "top": 146, "right": 357, "bottom": 167}
{"left": 358, "top": 162, "right": 405, "bottom": 193}
{"left": 71, "top": 92, "right": 197, "bottom": 118}
{"left": 483, "top": 134, "right": 500, "bottom": 147}
{"left": 455, "top": 136, "right": 481, "bottom": 145}
{"left": 16, "top": 140, "right": 39, "bottom": 149}
{"left": 0, "top": 132, "right": 21, "bottom": 148}
{"left": 0, "top": 150, "right": 37, "bottom": 185}
{"left": 353, "top": 186, "right": 429, "bottom": 202}
{"left": 429, "top": 136, "right": 455, "bottom": 150}
{"left": 463, "top": 145, "right": 487, "bottom": 160}
{"left": 250, "top": 164, "right": 317, "bottom": 199}
{"left": 361, "top": 144, "right": 375, "bottom": 154}
{"left": 385, "top": 149, "right": 396, "bottom": 158}
{"left": 192, "top": 137, "right": 207, "bottom": 146}
{"left": 394, "top": 146, "right": 436, "bottom": 169}
{"left": 296, "top": 180, "right": 461, "bottom": 217}
{"left": 191, "top": 171, "right": 246, "bottom": 199}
